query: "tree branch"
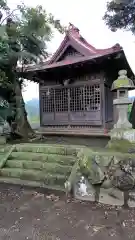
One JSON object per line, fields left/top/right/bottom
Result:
{"left": 0, "top": 8, "right": 18, "bottom": 25}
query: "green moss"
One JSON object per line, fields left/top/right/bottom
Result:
{"left": 15, "top": 144, "right": 78, "bottom": 156}
{"left": 65, "top": 155, "right": 81, "bottom": 193}
{"left": 113, "top": 78, "right": 129, "bottom": 89}
{"left": 2, "top": 141, "right": 135, "bottom": 193}
{"left": 76, "top": 148, "right": 135, "bottom": 186}
{"left": 77, "top": 149, "right": 105, "bottom": 184}
{"left": 9, "top": 152, "right": 76, "bottom": 165}
{"left": 0, "top": 143, "right": 80, "bottom": 189}
{"left": 0, "top": 145, "right": 15, "bottom": 169}
{"left": 5, "top": 160, "right": 72, "bottom": 175}
{"left": 106, "top": 138, "right": 134, "bottom": 153}
{"left": 0, "top": 145, "right": 11, "bottom": 153}
{"left": 0, "top": 168, "right": 67, "bottom": 186}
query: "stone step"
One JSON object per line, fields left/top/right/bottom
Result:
{"left": 0, "top": 168, "right": 67, "bottom": 186}
{"left": 0, "top": 145, "right": 11, "bottom": 153}
{"left": 5, "top": 160, "right": 72, "bottom": 175}
{"left": 0, "top": 153, "right": 7, "bottom": 158}
{"left": 14, "top": 144, "right": 78, "bottom": 155}
{"left": 0, "top": 177, "right": 65, "bottom": 192}
{"left": 9, "top": 152, "right": 76, "bottom": 165}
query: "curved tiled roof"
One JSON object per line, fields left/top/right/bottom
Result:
{"left": 20, "top": 23, "right": 129, "bottom": 74}
{"left": 48, "top": 23, "right": 122, "bottom": 64}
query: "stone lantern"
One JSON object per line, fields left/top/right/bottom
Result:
{"left": 110, "top": 69, "right": 135, "bottom": 142}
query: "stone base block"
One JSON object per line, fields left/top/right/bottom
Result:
{"left": 110, "top": 128, "right": 135, "bottom": 143}
{"left": 99, "top": 188, "right": 124, "bottom": 206}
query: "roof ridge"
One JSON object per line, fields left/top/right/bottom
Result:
{"left": 68, "top": 24, "right": 122, "bottom": 55}
{"left": 68, "top": 23, "right": 97, "bottom": 53}
{"left": 48, "top": 23, "right": 122, "bottom": 64}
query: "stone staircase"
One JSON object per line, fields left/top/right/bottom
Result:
{"left": 0, "top": 144, "right": 78, "bottom": 191}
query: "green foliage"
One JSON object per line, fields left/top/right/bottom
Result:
{"left": 103, "top": 0, "right": 135, "bottom": 33}
{"left": 0, "top": 1, "right": 65, "bottom": 136}
{"left": 0, "top": 3, "right": 65, "bottom": 70}
{"left": 0, "top": 0, "right": 9, "bottom": 11}
{"left": 0, "top": 1, "right": 65, "bottom": 83}
{"left": 128, "top": 103, "right": 132, "bottom": 120}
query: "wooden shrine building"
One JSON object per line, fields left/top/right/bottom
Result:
{"left": 22, "top": 24, "right": 134, "bottom": 136}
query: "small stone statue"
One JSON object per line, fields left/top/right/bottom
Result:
{"left": 78, "top": 176, "right": 88, "bottom": 196}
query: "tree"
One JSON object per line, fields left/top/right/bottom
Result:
{"left": 0, "top": 0, "right": 65, "bottom": 139}
{"left": 103, "top": 0, "right": 135, "bottom": 33}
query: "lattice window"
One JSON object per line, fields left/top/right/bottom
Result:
{"left": 42, "top": 89, "right": 54, "bottom": 113}
{"left": 84, "top": 84, "right": 100, "bottom": 111}
{"left": 55, "top": 88, "right": 68, "bottom": 112}
{"left": 70, "top": 87, "right": 83, "bottom": 111}
{"left": 41, "top": 83, "right": 100, "bottom": 114}
{"left": 70, "top": 84, "right": 100, "bottom": 112}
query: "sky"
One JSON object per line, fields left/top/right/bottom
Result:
{"left": 8, "top": 0, "right": 135, "bottom": 101}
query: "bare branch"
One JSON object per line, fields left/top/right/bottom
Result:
{"left": 0, "top": 8, "right": 18, "bottom": 25}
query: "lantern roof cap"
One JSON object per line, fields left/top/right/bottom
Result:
{"left": 111, "top": 69, "right": 135, "bottom": 91}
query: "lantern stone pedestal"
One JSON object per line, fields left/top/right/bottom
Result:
{"left": 109, "top": 70, "right": 135, "bottom": 145}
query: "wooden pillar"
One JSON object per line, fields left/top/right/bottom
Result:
{"left": 39, "top": 83, "right": 42, "bottom": 127}
{"left": 68, "top": 88, "right": 70, "bottom": 122}
{"left": 54, "top": 89, "right": 56, "bottom": 120}
{"left": 100, "top": 77, "right": 106, "bottom": 129}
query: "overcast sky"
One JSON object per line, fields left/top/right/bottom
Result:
{"left": 8, "top": 0, "right": 135, "bottom": 100}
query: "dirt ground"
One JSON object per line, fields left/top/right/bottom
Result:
{"left": 0, "top": 185, "right": 135, "bottom": 240}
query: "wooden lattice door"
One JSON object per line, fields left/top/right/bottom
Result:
{"left": 41, "top": 81, "right": 102, "bottom": 125}
{"left": 54, "top": 88, "right": 69, "bottom": 123}
{"left": 69, "top": 83, "right": 101, "bottom": 124}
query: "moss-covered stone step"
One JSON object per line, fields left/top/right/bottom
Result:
{"left": 0, "top": 153, "right": 7, "bottom": 159}
{"left": 14, "top": 144, "right": 78, "bottom": 155}
{"left": 0, "top": 177, "right": 66, "bottom": 192}
{"left": 5, "top": 160, "right": 72, "bottom": 175}
{"left": 0, "top": 168, "right": 67, "bottom": 186}
{"left": 9, "top": 152, "right": 76, "bottom": 165}
{"left": 0, "top": 145, "right": 11, "bottom": 153}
